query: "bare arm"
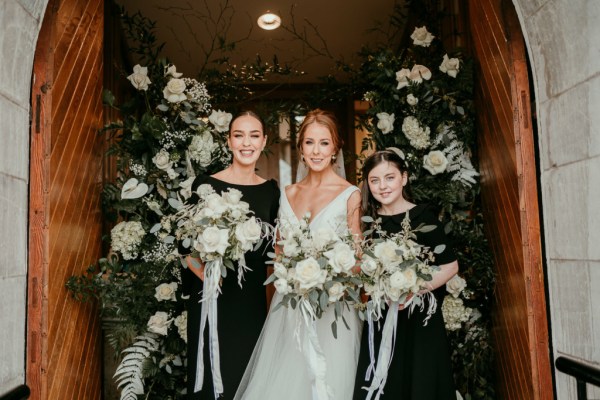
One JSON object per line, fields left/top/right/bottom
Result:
{"left": 421, "top": 260, "right": 459, "bottom": 292}
{"left": 185, "top": 256, "right": 205, "bottom": 281}
{"left": 346, "top": 189, "right": 362, "bottom": 238}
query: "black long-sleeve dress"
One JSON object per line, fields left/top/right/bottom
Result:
{"left": 181, "top": 175, "right": 279, "bottom": 400}
{"left": 353, "top": 204, "right": 457, "bottom": 400}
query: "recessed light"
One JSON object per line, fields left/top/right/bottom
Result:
{"left": 257, "top": 11, "right": 281, "bottom": 30}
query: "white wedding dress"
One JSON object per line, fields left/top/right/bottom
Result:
{"left": 234, "top": 185, "right": 363, "bottom": 400}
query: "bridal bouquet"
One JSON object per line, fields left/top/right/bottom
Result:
{"left": 265, "top": 214, "right": 362, "bottom": 336}
{"left": 358, "top": 214, "right": 443, "bottom": 400}
{"left": 168, "top": 183, "right": 268, "bottom": 395}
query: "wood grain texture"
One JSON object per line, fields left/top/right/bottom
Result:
{"left": 467, "top": 0, "right": 552, "bottom": 398}
{"left": 28, "top": 0, "right": 104, "bottom": 398}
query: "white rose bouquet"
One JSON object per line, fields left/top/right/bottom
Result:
{"left": 167, "top": 183, "right": 269, "bottom": 394}
{"left": 265, "top": 214, "right": 362, "bottom": 337}
{"left": 358, "top": 214, "right": 444, "bottom": 399}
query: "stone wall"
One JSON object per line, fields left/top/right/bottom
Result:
{"left": 513, "top": 0, "right": 600, "bottom": 398}
{"left": 0, "top": 0, "right": 48, "bottom": 395}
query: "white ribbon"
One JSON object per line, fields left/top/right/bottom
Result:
{"left": 364, "top": 300, "right": 399, "bottom": 400}
{"left": 194, "top": 258, "right": 224, "bottom": 398}
{"left": 298, "top": 299, "right": 333, "bottom": 400}
{"left": 237, "top": 255, "right": 251, "bottom": 288}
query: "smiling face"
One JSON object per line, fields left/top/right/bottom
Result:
{"left": 227, "top": 115, "right": 266, "bottom": 166}
{"left": 367, "top": 161, "right": 408, "bottom": 208}
{"left": 300, "top": 123, "right": 337, "bottom": 173}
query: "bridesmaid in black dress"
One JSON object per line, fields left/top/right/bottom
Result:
{"left": 353, "top": 150, "right": 459, "bottom": 400}
{"left": 181, "top": 111, "right": 279, "bottom": 399}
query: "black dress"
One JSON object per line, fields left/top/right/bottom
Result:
{"left": 353, "top": 204, "right": 457, "bottom": 400}
{"left": 182, "top": 175, "right": 279, "bottom": 400}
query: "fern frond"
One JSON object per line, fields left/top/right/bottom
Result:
{"left": 113, "top": 332, "right": 160, "bottom": 400}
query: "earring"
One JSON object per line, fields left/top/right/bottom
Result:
{"left": 331, "top": 154, "right": 337, "bottom": 163}
{"left": 301, "top": 154, "right": 306, "bottom": 164}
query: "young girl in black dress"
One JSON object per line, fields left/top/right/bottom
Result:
{"left": 353, "top": 149, "right": 459, "bottom": 400}
{"left": 181, "top": 111, "right": 279, "bottom": 399}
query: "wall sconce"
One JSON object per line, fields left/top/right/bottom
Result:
{"left": 257, "top": 11, "right": 281, "bottom": 30}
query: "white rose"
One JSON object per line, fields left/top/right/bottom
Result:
{"left": 406, "top": 94, "right": 419, "bottom": 106}
{"left": 179, "top": 176, "right": 196, "bottom": 200}
{"left": 295, "top": 257, "right": 327, "bottom": 290}
{"left": 163, "top": 78, "right": 187, "bottom": 103}
{"left": 439, "top": 54, "right": 460, "bottom": 78}
{"left": 446, "top": 274, "right": 467, "bottom": 298}
{"left": 410, "top": 26, "right": 435, "bottom": 47}
{"left": 373, "top": 240, "right": 400, "bottom": 267}
{"left": 235, "top": 217, "right": 262, "bottom": 250}
{"left": 384, "top": 282, "right": 403, "bottom": 302}
{"left": 280, "top": 238, "right": 301, "bottom": 258}
{"left": 209, "top": 110, "right": 233, "bottom": 133}
{"left": 127, "top": 64, "right": 151, "bottom": 91}
{"left": 147, "top": 311, "right": 172, "bottom": 336}
{"left": 402, "top": 268, "right": 418, "bottom": 291}
{"left": 376, "top": 112, "right": 395, "bottom": 134}
{"left": 164, "top": 64, "right": 183, "bottom": 78}
{"left": 274, "top": 262, "right": 288, "bottom": 279}
{"left": 324, "top": 242, "right": 356, "bottom": 274}
{"left": 174, "top": 311, "right": 187, "bottom": 343}
{"left": 154, "top": 282, "right": 178, "bottom": 302}
{"left": 328, "top": 282, "right": 346, "bottom": 303}
{"left": 196, "top": 183, "right": 215, "bottom": 198}
{"left": 312, "top": 228, "right": 340, "bottom": 250}
{"left": 205, "top": 193, "right": 228, "bottom": 217}
{"left": 396, "top": 68, "right": 411, "bottom": 90}
{"left": 153, "top": 149, "right": 173, "bottom": 171}
{"left": 409, "top": 64, "right": 432, "bottom": 84}
{"left": 389, "top": 270, "right": 409, "bottom": 290}
{"left": 223, "top": 188, "right": 243, "bottom": 205}
{"left": 195, "top": 226, "right": 230, "bottom": 256}
{"left": 360, "top": 255, "right": 379, "bottom": 276}
{"left": 423, "top": 150, "right": 449, "bottom": 175}
{"left": 274, "top": 278, "right": 291, "bottom": 295}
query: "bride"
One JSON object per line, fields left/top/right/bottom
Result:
{"left": 234, "top": 109, "right": 362, "bottom": 400}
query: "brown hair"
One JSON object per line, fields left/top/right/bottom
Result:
{"left": 296, "top": 109, "right": 344, "bottom": 153}
{"left": 360, "top": 150, "right": 413, "bottom": 227}
{"left": 229, "top": 110, "right": 265, "bottom": 136}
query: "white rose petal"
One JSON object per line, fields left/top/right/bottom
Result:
{"left": 395, "top": 68, "right": 411, "bottom": 90}
{"left": 423, "top": 150, "right": 449, "bottom": 175}
{"left": 209, "top": 110, "right": 233, "bottom": 133}
{"left": 163, "top": 78, "right": 187, "bottom": 103}
{"left": 195, "top": 226, "right": 230, "bottom": 256}
{"left": 273, "top": 262, "right": 288, "bottom": 279}
{"left": 328, "top": 282, "right": 346, "bottom": 303}
{"left": 406, "top": 94, "right": 419, "bottom": 106}
{"left": 376, "top": 112, "right": 395, "bottom": 135}
{"left": 360, "top": 255, "right": 379, "bottom": 276}
{"left": 235, "top": 217, "right": 262, "bottom": 251}
{"left": 373, "top": 240, "right": 401, "bottom": 267}
{"left": 294, "top": 257, "right": 327, "bottom": 290}
{"left": 153, "top": 149, "right": 173, "bottom": 171}
{"left": 179, "top": 176, "right": 196, "bottom": 200}
{"left": 223, "top": 188, "right": 243, "bottom": 205}
{"left": 147, "top": 311, "right": 172, "bottom": 336}
{"left": 127, "top": 64, "right": 151, "bottom": 91}
{"left": 446, "top": 274, "right": 467, "bottom": 298}
{"left": 164, "top": 64, "right": 183, "bottom": 78}
{"left": 174, "top": 311, "right": 188, "bottom": 343}
{"left": 155, "top": 282, "right": 178, "bottom": 302}
{"left": 410, "top": 26, "right": 435, "bottom": 47}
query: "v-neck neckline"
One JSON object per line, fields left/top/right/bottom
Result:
{"left": 282, "top": 185, "right": 356, "bottom": 225}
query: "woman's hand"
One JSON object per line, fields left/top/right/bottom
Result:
{"left": 186, "top": 256, "right": 205, "bottom": 281}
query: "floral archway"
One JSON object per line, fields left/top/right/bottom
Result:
{"left": 68, "top": 4, "right": 495, "bottom": 399}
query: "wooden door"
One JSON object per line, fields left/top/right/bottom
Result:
{"left": 468, "top": 0, "right": 552, "bottom": 398}
{"left": 28, "top": 0, "right": 104, "bottom": 398}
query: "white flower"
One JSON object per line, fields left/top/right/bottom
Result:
{"left": 147, "top": 311, "right": 172, "bottom": 336}
{"left": 153, "top": 149, "right": 173, "bottom": 171}
{"left": 423, "top": 150, "right": 449, "bottom": 175}
{"left": 196, "top": 183, "right": 215, "bottom": 198}
{"left": 121, "top": 178, "right": 149, "bottom": 199}
{"left": 235, "top": 217, "right": 262, "bottom": 251}
{"left": 127, "top": 64, "right": 151, "bottom": 91}
{"left": 384, "top": 282, "right": 403, "bottom": 302}
{"left": 208, "top": 110, "right": 233, "bottom": 133}
{"left": 360, "top": 255, "right": 379, "bottom": 276}
{"left": 396, "top": 68, "right": 411, "bottom": 89}
{"left": 163, "top": 78, "right": 187, "bottom": 103}
{"left": 439, "top": 54, "right": 460, "bottom": 78}
{"left": 410, "top": 26, "right": 435, "bottom": 47}
{"left": 406, "top": 94, "right": 419, "bottom": 106}
{"left": 402, "top": 116, "right": 431, "bottom": 149}
{"left": 376, "top": 112, "right": 395, "bottom": 134}
{"left": 273, "top": 262, "right": 288, "bottom": 279}
{"left": 203, "top": 193, "right": 229, "bottom": 218}
{"left": 154, "top": 282, "right": 178, "bottom": 302}
{"left": 194, "top": 226, "right": 230, "bottom": 256}
{"left": 312, "top": 228, "right": 340, "bottom": 250}
{"left": 408, "top": 64, "right": 432, "bottom": 83}
{"left": 442, "top": 296, "right": 472, "bottom": 331}
{"left": 373, "top": 240, "right": 401, "bottom": 267}
{"left": 174, "top": 311, "right": 187, "bottom": 342}
{"left": 274, "top": 278, "right": 292, "bottom": 295}
{"left": 295, "top": 257, "right": 328, "bottom": 290}
{"left": 280, "top": 238, "right": 301, "bottom": 258}
{"left": 446, "top": 274, "right": 467, "bottom": 298}
{"left": 164, "top": 64, "right": 183, "bottom": 78}
{"left": 328, "top": 282, "right": 346, "bottom": 303}
{"left": 389, "top": 270, "right": 409, "bottom": 290}
{"left": 166, "top": 168, "right": 179, "bottom": 180}
{"left": 324, "top": 242, "right": 356, "bottom": 274}
{"left": 111, "top": 221, "right": 145, "bottom": 260}
{"left": 188, "top": 132, "right": 217, "bottom": 168}
{"left": 179, "top": 176, "right": 196, "bottom": 200}
{"left": 223, "top": 188, "right": 243, "bottom": 205}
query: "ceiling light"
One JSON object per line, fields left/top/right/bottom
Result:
{"left": 257, "top": 11, "right": 281, "bottom": 30}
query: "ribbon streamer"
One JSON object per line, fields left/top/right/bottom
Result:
{"left": 194, "top": 258, "right": 224, "bottom": 398}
